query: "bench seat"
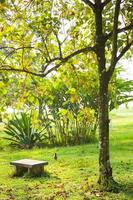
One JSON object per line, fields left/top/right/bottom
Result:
{"left": 10, "top": 159, "right": 48, "bottom": 176}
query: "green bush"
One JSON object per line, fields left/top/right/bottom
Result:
{"left": 41, "top": 107, "right": 97, "bottom": 146}
{"left": 4, "top": 113, "right": 46, "bottom": 149}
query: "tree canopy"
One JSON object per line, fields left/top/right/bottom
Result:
{"left": 0, "top": 0, "right": 132, "bottom": 77}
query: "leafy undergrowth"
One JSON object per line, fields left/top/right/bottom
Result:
{"left": 0, "top": 107, "right": 133, "bottom": 200}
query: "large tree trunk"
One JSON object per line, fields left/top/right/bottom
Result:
{"left": 98, "top": 76, "right": 113, "bottom": 189}
{"left": 94, "top": 1, "right": 118, "bottom": 191}
{"left": 97, "top": 75, "right": 119, "bottom": 192}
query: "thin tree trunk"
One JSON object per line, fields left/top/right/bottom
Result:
{"left": 38, "top": 98, "right": 43, "bottom": 121}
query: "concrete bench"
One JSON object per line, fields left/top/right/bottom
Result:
{"left": 10, "top": 159, "right": 48, "bottom": 176}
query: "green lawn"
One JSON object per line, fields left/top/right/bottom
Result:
{"left": 0, "top": 107, "right": 133, "bottom": 200}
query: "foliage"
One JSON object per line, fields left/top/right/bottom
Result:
{"left": 1, "top": 65, "right": 133, "bottom": 147}
{"left": 46, "top": 107, "right": 96, "bottom": 146}
{"left": 4, "top": 113, "right": 46, "bottom": 149}
{"left": 0, "top": 0, "right": 132, "bottom": 77}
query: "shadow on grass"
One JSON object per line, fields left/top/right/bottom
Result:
{"left": 10, "top": 170, "right": 61, "bottom": 181}
{"left": 120, "top": 181, "right": 133, "bottom": 199}
{"left": 86, "top": 181, "right": 133, "bottom": 200}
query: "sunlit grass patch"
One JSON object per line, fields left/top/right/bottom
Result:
{"left": 0, "top": 107, "right": 133, "bottom": 199}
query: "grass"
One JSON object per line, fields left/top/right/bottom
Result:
{"left": 0, "top": 107, "right": 133, "bottom": 200}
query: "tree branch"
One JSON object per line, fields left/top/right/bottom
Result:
{"left": 102, "top": 0, "right": 111, "bottom": 8}
{"left": 2, "top": 49, "right": 16, "bottom": 64}
{"left": 107, "top": 0, "right": 121, "bottom": 80}
{"left": 41, "top": 57, "right": 61, "bottom": 73}
{"left": 0, "top": 45, "right": 96, "bottom": 77}
{"left": 42, "top": 45, "right": 96, "bottom": 77}
{"left": 111, "top": 0, "right": 121, "bottom": 64}
{"left": 40, "top": 34, "right": 51, "bottom": 62}
{"left": 81, "top": 0, "right": 95, "bottom": 11}
{"left": 115, "top": 40, "right": 133, "bottom": 63}
{"left": 0, "top": 46, "right": 42, "bottom": 66}
{"left": 0, "top": 46, "right": 34, "bottom": 50}
{"left": 0, "top": 66, "right": 43, "bottom": 77}
{"left": 53, "top": 31, "right": 63, "bottom": 58}
{"left": 106, "top": 21, "right": 133, "bottom": 40}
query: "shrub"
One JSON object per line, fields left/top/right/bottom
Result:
{"left": 41, "top": 107, "right": 97, "bottom": 146}
{"left": 4, "top": 113, "right": 46, "bottom": 149}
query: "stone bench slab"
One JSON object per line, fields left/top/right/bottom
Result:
{"left": 10, "top": 159, "right": 48, "bottom": 168}
{"left": 10, "top": 159, "right": 48, "bottom": 176}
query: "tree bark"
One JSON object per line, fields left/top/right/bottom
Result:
{"left": 97, "top": 76, "right": 119, "bottom": 191}
{"left": 98, "top": 76, "right": 113, "bottom": 188}
{"left": 94, "top": 0, "right": 118, "bottom": 191}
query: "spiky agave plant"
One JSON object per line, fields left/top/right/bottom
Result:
{"left": 4, "top": 113, "right": 46, "bottom": 149}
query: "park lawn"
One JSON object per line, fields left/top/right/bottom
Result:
{"left": 0, "top": 107, "right": 133, "bottom": 200}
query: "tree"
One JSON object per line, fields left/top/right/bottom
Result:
{"left": 0, "top": 0, "right": 133, "bottom": 190}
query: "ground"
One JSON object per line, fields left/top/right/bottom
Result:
{"left": 0, "top": 107, "right": 133, "bottom": 200}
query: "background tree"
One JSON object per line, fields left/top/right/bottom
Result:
{"left": 0, "top": 0, "right": 133, "bottom": 191}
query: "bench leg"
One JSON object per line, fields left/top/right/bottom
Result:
{"left": 29, "top": 166, "right": 44, "bottom": 176}
{"left": 15, "top": 166, "right": 27, "bottom": 176}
